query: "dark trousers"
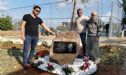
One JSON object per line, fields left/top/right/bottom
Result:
{"left": 79, "top": 33, "right": 86, "bottom": 56}
{"left": 86, "top": 36, "right": 100, "bottom": 60}
{"left": 106, "top": 30, "right": 109, "bottom": 37}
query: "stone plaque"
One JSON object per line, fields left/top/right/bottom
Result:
{"left": 50, "top": 31, "right": 81, "bottom": 65}
{"left": 53, "top": 41, "right": 76, "bottom": 53}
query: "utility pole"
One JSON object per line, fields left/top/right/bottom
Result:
{"left": 97, "top": 0, "right": 100, "bottom": 16}
{"left": 108, "top": 0, "right": 113, "bottom": 38}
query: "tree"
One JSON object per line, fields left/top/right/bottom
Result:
{"left": 122, "top": 0, "right": 126, "bottom": 24}
{"left": 0, "top": 16, "right": 13, "bottom": 30}
{"left": 122, "top": 0, "right": 126, "bottom": 12}
{"left": 65, "top": 0, "right": 88, "bottom": 30}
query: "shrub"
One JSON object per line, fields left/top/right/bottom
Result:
{"left": 100, "top": 45, "right": 124, "bottom": 65}
{"left": 2, "top": 41, "right": 13, "bottom": 46}
{"left": 0, "top": 16, "right": 13, "bottom": 30}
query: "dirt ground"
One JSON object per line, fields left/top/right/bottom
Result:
{"left": 1, "top": 31, "right": 126, "bottom": 75}
{"left": 0, "top": 31, "right": 20, "bottom": 36}
{"left": 0, "top": 47, "right": 126, "bottom": 75}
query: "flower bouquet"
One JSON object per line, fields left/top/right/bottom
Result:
{"left": 47, "top": 63, "right": 54, "bottom": 72}
{"left": 80, "top": 56, "right": 90, "bottom": 71}
{"left": 62, "top": 65, "right": 75, "bottom": 75}
{"left": 33, "top": 50, "right": 97, "bottom": 75}
{"left": 33, "top": 50, "right": 65, "bottom": 75}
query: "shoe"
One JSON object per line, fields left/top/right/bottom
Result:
{"left": 28, "top": 61, "right": 33, "bottom": 65}
{"left": 94, "top": 59, "right": 100, "bottom": 64}
{"left": 22, "top": 64, "right": 30, "bottom": 70}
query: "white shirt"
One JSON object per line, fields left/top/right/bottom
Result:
{"left": 75, "top": 15, "right": 89, "bottom": 33}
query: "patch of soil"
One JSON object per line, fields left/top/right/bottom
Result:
{"left": 0, "top": 30, "right": 20, "bottom": 36}
{"left": 1, "top": 48, "right": 126, "bottom": 75}
{"left": 96, "top": 64, "right": 121, "bottom": 75}
{"left": 6, "top": 66, "right": 57, "bottom": 75}
{"left": 1, "top": 41, "right": 126, "bottom": 75}
{"left": 1, "top": 44, "right": 48, "bottom": 51}
{"left": 95, "top": 64, "right": 126, "bottom": 75}
{"left": 7, "top": 64, "right": 125, "bottom": 75}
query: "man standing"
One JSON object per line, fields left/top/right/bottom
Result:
{"left": 86, "top": 11, "right": 104, "bottom": 64}
{"left": 75, "top": 9, "right": 89, "bottom": 56}
{"left": 21, "top": 5, "right": 55, "bottom": 69}
{"left": 105, "top": 22, "right": 109, "bottom": 37}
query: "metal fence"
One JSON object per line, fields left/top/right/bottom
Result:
{"left": 0, "top": 0, "right": 124, "bottom": 37}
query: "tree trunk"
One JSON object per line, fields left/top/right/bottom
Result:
{"left": 70, "top": 0, "right": 77, "bottom": 30}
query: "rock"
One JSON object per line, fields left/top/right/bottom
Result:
{"left": 50, "top": 31, "right": 82, "bottom": 64}
{"left": 14, "top": 66, "right": 17, "bottom": 69}
{"left": 0, "top": 62, "right": 1, "bottom": 65}
{"left": 42, "top": 41, "right": 52, "bottom": 48}
{"left": 37, "top": 41, "right": 42, "bottom": 46}
{"left": 0, "top": 71, "right": 3, "bottom": 75}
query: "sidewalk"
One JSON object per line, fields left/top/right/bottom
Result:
{"left": 100, "top": 37, "right": 126, "bottom": 47}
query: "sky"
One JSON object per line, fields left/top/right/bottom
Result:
{"left": 0, "top": 0, "right": 124, "bottom": 27}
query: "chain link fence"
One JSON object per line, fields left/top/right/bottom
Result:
{"left": 0, "top": 0, "right": 124, "bottom": 37}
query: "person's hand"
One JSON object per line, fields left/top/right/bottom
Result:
{"left": 21, "top": 35, "right": 25, "bottom": 42}
{"left": 51, "top": 32, "right": 56, "bottom": 36}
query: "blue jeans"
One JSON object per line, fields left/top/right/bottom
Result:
{"left": 23, "top": 35, "right": 38, "bottom": 65}
{"left": 79, "top": 33, "right": 86, "bottom": 56}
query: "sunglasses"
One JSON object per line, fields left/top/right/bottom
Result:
{"left": 91, "top": 14, "right": 96, "bottom": 16}
{"left": 35, "top": 10, "right": 40, "bottom": 13}
{"left": 78, "top": 12, "right": 82, "bottom": 13}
